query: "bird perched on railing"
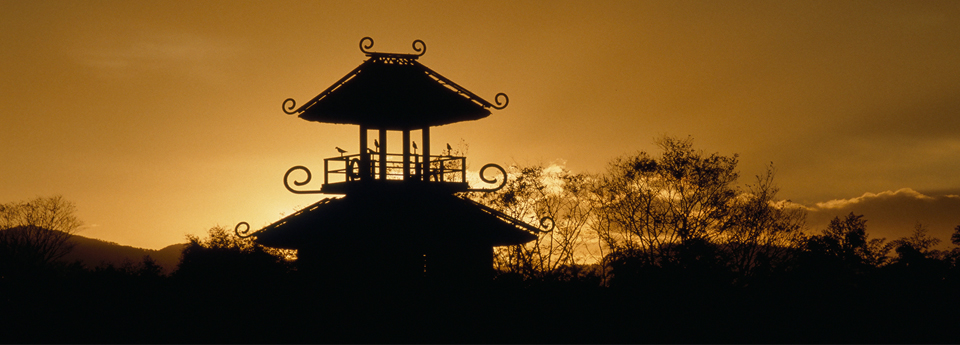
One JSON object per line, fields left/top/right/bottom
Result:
{"left": 336, "top": 147, "right": 347, "bottom": 157}
{"left": 374, "top": 139, "right": 380, "bottom": 152}
{"left": 412, "top": 141, "right": 418, "bottom": 155}
{"left": 446, "top": 143, "right": 453, "bottom": 156}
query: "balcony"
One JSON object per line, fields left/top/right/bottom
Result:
{"left": 320, "top": 152, "right": 468, "bottom": 194}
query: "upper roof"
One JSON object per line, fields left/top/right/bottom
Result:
{"left": 282, "top": 38, "right": 508, "bottom": 130}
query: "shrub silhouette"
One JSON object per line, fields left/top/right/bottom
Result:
{"left": 174, "top": 226, "right": 290, "bottom": 285}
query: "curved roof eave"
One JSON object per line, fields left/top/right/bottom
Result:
{"left": 282, "top": 54, "right": 506, "bottom": 129}
{"left": 252, "top": 193, "right": 538, "bottom": 249}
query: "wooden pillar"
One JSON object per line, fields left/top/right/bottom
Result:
{"left": 402, "top": 129, "right": 411, "bottom": 180}
{"left": 379, "top": 129, "right": 387, "bottom": 180}
{"left": 359, "top": 125, "right": 369, "bottom": 179}
{"left": 422, "top": 126, "right": 430, "bottom": 181}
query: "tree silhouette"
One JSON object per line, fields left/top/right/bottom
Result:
{"left": 805, "top": 213, "right": 893, "bottom": 269}
{"left": 466, "top": 164, "right": 596, "bottom": 280}
{"left": 885, "top": 222, "right": 949, "bottom": 291}
{"left": 0, "top": 195, "right": 82, "bottom": 277}
{"left": 892, "top": 223, "right": 942, "bottom": 263}
{"left": 946, "top": 225, "right": 960, "bottom": 289}
{"left": 592, "top": 137, "right": 740, "bottom": 288}
{"left": 952, "top": 225, "right": 960, "bottom": 246}
{"left": 723, "top": 164, "right": 806, "bottom": 281}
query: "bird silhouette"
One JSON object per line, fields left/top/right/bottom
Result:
{"left": 446, "top": 143, "right": 452, "bottom": 151}
{"left": 412, "top": 141, "right": 418, "bottom": 155}
{"left": 374, "top": 139, "right": 380, "bottom": 151}
{"left": 336, "top": 147, "right": 347, "bottom": 157}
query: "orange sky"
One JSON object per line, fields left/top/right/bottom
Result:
{"left": 3, "top": 1, "right": 960, "bottom": 249}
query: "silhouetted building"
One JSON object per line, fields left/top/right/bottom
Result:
{"left": 239, "top": 38, "right": 544, "bottom": 285}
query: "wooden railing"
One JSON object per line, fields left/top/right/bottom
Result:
{"left": 323, "top": 153, "right": 466, "bottom": 184}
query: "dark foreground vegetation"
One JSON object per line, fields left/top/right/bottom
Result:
{"left": 3, "top": 137, "right": 960, "bottom": 343}
{"left": 3, "top": 229, "right": 959, "bottom": 343}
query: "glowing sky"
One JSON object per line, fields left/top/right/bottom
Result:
{"left": 3, "top": 1, "right": 960, "bottom": 249}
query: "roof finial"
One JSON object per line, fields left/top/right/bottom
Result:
{"left": 492, "top": 93, "right": 509, "bottom": 110}
{"left": 359, "top": 37, "right": 426, "bottom": 56}
{"left": 359, "top": 37, "right": 375, "bottom": 54}
{"left": 282, "top": 98, "right": 298, "bottom": 115}
{"left": 412, "top": 39, "right": 426, "bottom": 56}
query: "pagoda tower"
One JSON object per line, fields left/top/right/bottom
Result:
{"left": 237, "top": 38, "right": 549, "bottom": 285}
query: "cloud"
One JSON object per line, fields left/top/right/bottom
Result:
{"left": 806, "top": 188, "right": 960, "bottom": 249}
{"left": 771, "top": 199, "right": 816, "bottom": 211}
{"left": 815, "top": 188, "right": 933, "bottom": 209}
{"left": 73, "top": 31, "right": 243, "bottom": 81}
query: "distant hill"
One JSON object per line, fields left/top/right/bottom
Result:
{"left": 61, "top": 235, "right": 187, "bottom": 274}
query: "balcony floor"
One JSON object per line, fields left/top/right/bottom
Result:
{"left": 321, "top": 179, "right": 469, "bottom": 195}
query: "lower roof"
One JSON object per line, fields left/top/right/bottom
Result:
{"left": 253, "top": 191, "right": 537, "bottom": 250}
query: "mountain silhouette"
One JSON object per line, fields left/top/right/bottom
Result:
{"left": 60, "top": 235, "right": 185, "bottom": 274}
